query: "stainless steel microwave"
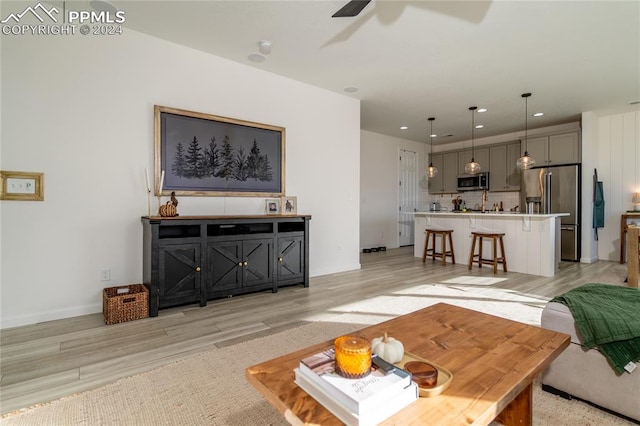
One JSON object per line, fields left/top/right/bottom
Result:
{"left": 457, "top": 172, "right": 489, "bottom": 191}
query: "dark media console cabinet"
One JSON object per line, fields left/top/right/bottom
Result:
{"left": 142, "top": 215, "right": 311, "bottom": 317}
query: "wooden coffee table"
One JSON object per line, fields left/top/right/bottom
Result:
{"left": 246, "top": 303, "right": 570, "bottom": 426}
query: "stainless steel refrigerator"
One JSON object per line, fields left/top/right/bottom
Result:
{"left": 520, "top": 165, "right": 581, "bottom": 261}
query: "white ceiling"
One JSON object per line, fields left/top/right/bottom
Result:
{"left": 113, "top": 0, "right": 639, "bottom": 146}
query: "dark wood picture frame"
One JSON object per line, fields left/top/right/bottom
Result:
{"left": 154, "top": 105, "right": 286, "bottom": 197}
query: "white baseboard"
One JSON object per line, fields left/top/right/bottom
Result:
{"left": 1, "top": 303, "right": 102, "bottom": 330}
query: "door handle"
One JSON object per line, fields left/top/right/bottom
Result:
{"left": 243, "top": 261, "right": 248, "bottom": 266}
{"left": 195, "top": 266, "right": 201, "bottom": 272}
{"left": 561, "top": 227, "right": 574, "bottom": 231}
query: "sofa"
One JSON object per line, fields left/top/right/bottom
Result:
{"left": 541, "top": 300, "right": 640, "bottom": 422}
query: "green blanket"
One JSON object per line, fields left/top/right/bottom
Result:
{"left": 551, "top": 283, "right": 640, "bottom": 375}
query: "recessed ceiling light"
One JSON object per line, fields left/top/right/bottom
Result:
{"left": 248, "top": 53, "right": 266, "bottom": 63}
{"left": 400, "top": 126, "right": 408, "bottom": 130}
{"left": 475, "top": 125, "right": 484, "bottom": 129}
{"left": 477, "top": 108, "right": 488, "bottom": 113}
{"left": 533, "top": 112, "right": 544, "bottom": 117}
{"left": 344, "top": 86, "right": 359, "bottom": 93}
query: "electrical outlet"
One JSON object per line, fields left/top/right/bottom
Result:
{"left": 100, "top": 268, "right": 111, "bottom": 281}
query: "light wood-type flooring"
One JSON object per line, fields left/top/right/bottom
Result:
{"left": 0, "top": 246, "right": 624, "bottom": 415}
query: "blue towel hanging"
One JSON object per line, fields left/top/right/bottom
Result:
{"left": 593, "top": 169, "right": 605, "bottom": 240}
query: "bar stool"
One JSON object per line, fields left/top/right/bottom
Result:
{"left": 422, "top": 229, "right": 455, "bottom": 266}
{"left": 468, "top": 232, "right": 507, "bottom": 274}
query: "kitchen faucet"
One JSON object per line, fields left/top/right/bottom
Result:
{"left": 481, "top": 190, "right": 488, "bottom": 212}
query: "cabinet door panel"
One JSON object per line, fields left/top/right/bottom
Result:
{"left": 428, "top": 154, "right": 443, "bottom": 194}
{"left": 549, "top": 132, "right": 580, "bottom": 165}
{"left": 243, "top": 238, "right": 273, "bottom": 288}
{"left": 505, "top": 142, "right": 522, "bottom": 190}
{"left": 442, "top": 152, "right": 459, "bottom": 193}
{"left": 207, "top": 241, "right": 242, "bottom": 292}
{"left": 489, "top": 145, "right": 507, "bottom": 191}
{"left": 524, "top": 136, "right": 548, "bottom": 165}
{"left": 277, "top": 236, "right": 304, "bottom": 283}
{"left": 458, "top": 148, "right": 489, "bottom": 175}
{"left": 158, "top": 243, "right": 201, "bottom": 307}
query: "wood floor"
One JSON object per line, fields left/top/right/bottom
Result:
{"left": 0, "top": 246, "right": 624, "bottom": 415}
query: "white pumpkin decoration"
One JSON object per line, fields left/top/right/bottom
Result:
{"left": 371, "top": 332, "right": 404, "bottom": 363}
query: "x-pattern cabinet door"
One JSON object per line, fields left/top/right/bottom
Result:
{"left": 276, "top": 235, "right": 304, "bottom": 285}
{"left": 207, "top": 238, "right": 273, "bottom": 294}
{"left": 157, "top": 242, "right": 202, "bottom": 308}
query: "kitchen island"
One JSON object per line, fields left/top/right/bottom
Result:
{"left": 412, "top": 211, "right": 569, "bottom": 277}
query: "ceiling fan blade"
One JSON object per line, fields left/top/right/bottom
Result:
{"left": 332, "top": 0, "right": 372, "bottom": 18}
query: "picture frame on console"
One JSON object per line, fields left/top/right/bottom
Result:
{"left": 155, "top": 105, "right": 285, "bottom": 197}
{"left": 265, "top": 198, "right": 281, "bottom": 214}
{"left": 281, "top": 196, "right": 297, "bottom": 214}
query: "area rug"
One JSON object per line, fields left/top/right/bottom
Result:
{"left": 1, "top": 285, "right": 634, "bottom": 425}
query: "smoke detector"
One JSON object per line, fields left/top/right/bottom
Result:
{"left": 259, "top": 40, "right": 272, "bottom": 55}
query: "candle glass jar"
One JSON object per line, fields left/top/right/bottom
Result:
{"left": 334, "top": 335, "right": 371, "bottom": 379}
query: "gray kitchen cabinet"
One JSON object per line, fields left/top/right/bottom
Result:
{"left": 549, "top": 132, "right": 581, "bottom": 165}
{"left": 489, "top": 142, "right": 521, "bottom": 192}
{"left": 429, "top": 152, "right": 458, "bottom": 194}
{"left": 522, "top": 131, "right": 580, "bottom": 165}
{"left": 458, "top": 148, "right": 490, "bottom": 175}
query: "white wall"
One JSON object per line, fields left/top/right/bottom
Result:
{"left": 1, "top": 29, "right": 361, "bottom": 328}
{"left": 360, "top": 130, "right": 423, "bottom": 250}
{"left": 582, "top": 107, "right": 640, "bottom": 262}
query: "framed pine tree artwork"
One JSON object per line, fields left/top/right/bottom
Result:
{"left": 154, "top": 105, "right": 285, "bottom": 197}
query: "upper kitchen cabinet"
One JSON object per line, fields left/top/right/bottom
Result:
{"left": 458, "top": 148, "right": 490, "bottom": 175}
{"left": 522, "top": 131, "right": 581, "bottom": 166}
{"left": 429, "top": 152, "right": 458, "bottom": 194}
{"left": 489, "top": 142, "right": 521, "bottom": 192}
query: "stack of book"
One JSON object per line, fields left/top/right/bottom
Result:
{"left": 294, "top": 348, "right": 418, "bottom": 426}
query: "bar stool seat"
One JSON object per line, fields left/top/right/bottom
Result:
{"left": 468, "top": 232, "right": 507, "bottom": 274}
{"left": 422, "top": 229, "right": 455, "bottom": 266}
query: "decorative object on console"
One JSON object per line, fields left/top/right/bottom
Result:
{"left": 265, "top": 198, "right": 281, "bottom": 214}
{"left": 633, "top": 192, "right": 640, "bottom": 211}
{"left": 281, "top": 195, "right": 297, "bottom": 214}
{"left": 158, "top": 192, "right": 179, "bottom": 217}
{"left": 0, "top": 170, "right": 44, "bottom": 201}
{"left": 427, "top": 117, "right": 438, "bottom": 178}
{"left": 155, "top": 105, "right": 285, "bottom": 197}
{"left": 464, "top": 106, "right": 481, "bottom": 174}
{"left": 516, "top": 92, "right": 537, "bottom": 170}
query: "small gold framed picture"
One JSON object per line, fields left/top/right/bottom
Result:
{"left": 281, "top": 196, "right": 297, "bottom": 214}
{"left": 1, "top": 171, "right": 44, "bottom": 201}
{"left": 265, "top": 198, "right": 281, "bottom": 214}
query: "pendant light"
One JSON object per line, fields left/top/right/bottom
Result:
{"left": 427, "top": 117, "right": 438, "bottom": 178}
{"left": 464, "top": 106, "right": 481, "bottom": 174}
{"left": 517, "top": 92, "right": 536, "bottom": 170}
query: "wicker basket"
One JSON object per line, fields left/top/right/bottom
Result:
{"left": 103, "top": 284, "right": 149, "bottom": 325}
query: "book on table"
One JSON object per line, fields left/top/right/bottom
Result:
{"left": 297, "top": 348, "right": 416, "bottom": 416}
{"left": 294, "top": 368, "right": 418, "bottom": 426}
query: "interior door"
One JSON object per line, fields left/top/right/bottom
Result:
{"left": 399, "top": 149, "right": 418, "bottom": 246}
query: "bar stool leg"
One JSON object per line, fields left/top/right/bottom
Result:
{"left": 422, "top": 230, "right": 430, "bottom": 263}
{"left": 478, "top": 237, "right": 484, "bottom": 268}
{"left": 431, "top": 232, "right": 437, "bottom": 262}
{"left": 492, "top": 236, "right": 498, "bottom": 274}
{"left": 499, "top": 236, "right": 508, "bottom": 272}
{"left": 468, "top": 234, "right": 477, "bottom": 270}
{"left": 448, "top": 232, "right": 456, "bottom": 264}
{"left": 441, "top": 234, "right": 447, "bottom": 266}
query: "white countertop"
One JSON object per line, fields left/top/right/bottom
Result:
{"left": 411, "top": 211, "right": 569, "bottom": 218}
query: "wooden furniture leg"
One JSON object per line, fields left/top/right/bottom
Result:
{"left": 628, "top": 226, "right": 639, "bottom": 288}
{"left": 495, "top": 383, "right": 533, "bottom": 426}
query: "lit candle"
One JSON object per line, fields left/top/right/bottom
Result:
{"left": 159, "top": 170, "right": 165, "bottom": 195}
{"left": 145, "top": 168, "right": 151, "bottom": 193}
